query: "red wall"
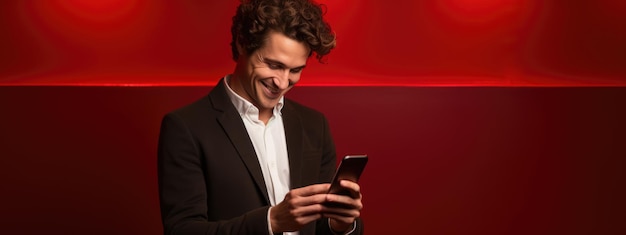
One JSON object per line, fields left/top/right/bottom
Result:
{"left": 1, "top": 0, "right": 626, "bottom": 86}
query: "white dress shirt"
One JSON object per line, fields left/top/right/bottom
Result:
{"left": 224, "top": 76, "right": 296, "bottom": 235}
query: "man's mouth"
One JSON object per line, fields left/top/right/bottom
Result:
{"left": 260, "top": 80, "right": 280, "bottom": 96}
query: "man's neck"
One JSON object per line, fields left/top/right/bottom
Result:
{"left": 259, "top": 111, "right": 272, "bottom": 125}
{"left": 226, "top": 74, "right": 277, "bottom": 125}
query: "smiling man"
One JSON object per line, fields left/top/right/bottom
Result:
{"left": 157, "top": 0, "right": 364, "bottom": 235}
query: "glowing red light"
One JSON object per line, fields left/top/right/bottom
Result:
{"left": 435, "top": 0, "right": 527, "bottom": 23}
{"left": 19, "top": 0, "right": 161, "bottom": 47}
{"left": 44, "top": 0, "right": 141, "bottom": 25}
{"left": 444, "top": 0, "right": 511, "bottom": 13}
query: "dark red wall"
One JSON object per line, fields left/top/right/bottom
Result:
{"left": 1, "top": 86, "right": 625, "bottom": 234}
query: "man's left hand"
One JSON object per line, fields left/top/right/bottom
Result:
{"left": 323, "top": 180, "right": 363, "bottom": 232}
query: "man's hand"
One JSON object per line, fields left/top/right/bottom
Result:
{"left": 269, "top": 184, "right": 331, "bottom": 233}
{"left": 270, "top": 181, "right": 364, "bottom": 233}
{"left": 324, "top": 180, "right": 363, "bottom": 233}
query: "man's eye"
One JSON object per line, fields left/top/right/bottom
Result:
{"left": 290, "top": 68, "right": 303, "bottom": 74}
{"left": 268, "top": 63, "right": 281, "bottom": 69}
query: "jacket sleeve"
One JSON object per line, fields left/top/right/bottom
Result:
{"left": 157, "top": 113, "right": 269, "bottom": 235}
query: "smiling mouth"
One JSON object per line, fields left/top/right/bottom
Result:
{"left": 260, "top": 80, "right": 280, "bottom": 94}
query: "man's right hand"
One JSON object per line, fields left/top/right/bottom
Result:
{"left": 269, "top": 183, "right": 331, "bottom": 233}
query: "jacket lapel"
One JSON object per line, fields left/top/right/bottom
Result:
{"left": 282, "top": 100, "right": 304, "bottom": 189}
{"left": 210, "top": 80, "right": 270, "bottom": 204}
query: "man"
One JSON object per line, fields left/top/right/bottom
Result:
{"left": 157, "top": 0, "right": 364, "bottom": 234}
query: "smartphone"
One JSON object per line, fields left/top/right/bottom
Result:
{"left": 327, "top": 155, "right": 368, "bottom": 196}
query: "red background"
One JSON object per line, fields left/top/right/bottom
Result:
{"left": 1, "top": 0, "right": 625, "bottom": 234}
{"left": 1, "top": 0, "right": 626, "bottom": 86}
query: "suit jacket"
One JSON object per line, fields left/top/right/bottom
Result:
{"left": 158, "top": 79, "right": 363, "bottom": 235}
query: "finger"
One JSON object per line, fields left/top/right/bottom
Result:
{"left": 296, "top": 213, "right": 323, "bottom": 225}
{"left": 289, "top": 203, "right": 327, "bottom": 217}
{"left": 324, "top": 193, "right": 363, "bottom": 210}
{"left": 292, "top": 183, "right": 331, "bottom": 197}
{"left": 339, "top": 180, "right": 361, "bottom": 198}
{"left": 290, "top": 193, "right": 329, "bottom": 208}
{"left": 323, "top": 205, "right": 361, "bottom": 218}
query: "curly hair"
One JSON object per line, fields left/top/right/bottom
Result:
{"left": 230, "top": 0, "right": 336, "bottom": 63}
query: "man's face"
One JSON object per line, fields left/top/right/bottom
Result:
{"left": 232, "top": 31, "right": 310, "bottom": 115}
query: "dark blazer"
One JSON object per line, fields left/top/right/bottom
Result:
{"left": 158, "top": 79, "right": 363, "bottom": 235}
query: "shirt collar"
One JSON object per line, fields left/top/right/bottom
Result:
{"left": 224, "top": 75, "right": 284, "bottom": 122}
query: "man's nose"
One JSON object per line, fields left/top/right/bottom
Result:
{"left": 273, "top": 70, "right": 291, "bottom": 90}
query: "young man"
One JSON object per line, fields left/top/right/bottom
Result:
{"left": 158, "top": 0, "right": 364, "bottom": 234}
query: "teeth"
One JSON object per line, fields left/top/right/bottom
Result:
{"left": 261, "top": 80, "right": 278, "bottom": 93}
